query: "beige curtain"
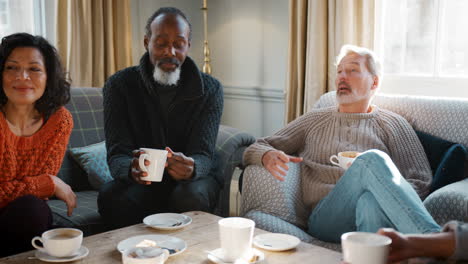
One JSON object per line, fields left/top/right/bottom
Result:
{"left": 56, "top": 0, "right": 133, "bottom": 87}
{"left": 285, "top": 0, "right": 375, "bottom": 123}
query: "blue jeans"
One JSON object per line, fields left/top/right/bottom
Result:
{"left": 307, "top": 150, "right": 440, "bottom": 243}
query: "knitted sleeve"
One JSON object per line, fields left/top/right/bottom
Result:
{"left": 443, "top": 221, "right": 468, "bottom": 260}
{"left": 185, "top": 75, "right": 223, "bottom": 180}
{"left": 379, "top": 110, "right": 432, "bottom": 199}
{"left": 0, "top": 107, "right": 73, "bottom": 207}
{"left": 243, "top": 111, "right": 317, "bottom": 166}
{"left": 103, "top": 73, "right": 134, "bottom": 182}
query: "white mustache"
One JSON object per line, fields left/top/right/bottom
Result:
{"left": 338, "top": 81, "right": 350, "bottom": 89}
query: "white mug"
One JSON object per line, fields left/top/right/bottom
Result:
{"left": 341, "top": 232, "right": 391, "bottom": 264}
{"left": 329, "top": 151, "right": 361, "bottom": 169}
{"left": 139, "top": 148, "right": 168, "bottom": 182}
{"left": 31, "top": 228, "right": 83, "bottom": 257}
{"left": 218, "top": 217, "right": 255, "bottom": 262}
{"left": 122, "top": 247, "right": 169, "bottom": 264}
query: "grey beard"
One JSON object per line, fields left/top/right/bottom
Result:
{"left": 153, "top": 66, "right": 181, "bottom": 86}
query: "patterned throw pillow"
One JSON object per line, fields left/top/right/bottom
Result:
{"left": 68, "top": 141, "right": 113, "bottom": 190}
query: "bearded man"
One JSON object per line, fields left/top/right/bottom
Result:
{"left": 243, "top": 45, "right": 440, "bottom": 242}
{"left": 98, "top": 7, "right": 223, "bottom": 228}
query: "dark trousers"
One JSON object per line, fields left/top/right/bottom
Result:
{"left": 98, "top": 177, "right": 220, "bottom": 229}
{"left": 0, "top": 195, "right": 53, "bottom": 257}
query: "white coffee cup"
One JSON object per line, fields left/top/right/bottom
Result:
{"left": 122, "top": 247, "right": 169, "bottom": 264}
{"left": 31, "top": 228, "right": 83, "bottom": 257}
{"left": 341, "top": 232, "right": 391, "bottom": 264}
{"left": 139, "top": 148, "right": 168, "bottom": 182}
{"left": 330, "top": 151, "right": 361, "bottom": 169}
{"left": 218, "top": 217, "right": 255, "bottom": 262}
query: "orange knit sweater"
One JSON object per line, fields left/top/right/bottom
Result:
{"left": 0, "top": 107, "right": 73, "bottom": 208}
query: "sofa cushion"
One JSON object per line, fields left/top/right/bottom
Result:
{"left": 241, "top": 163, "right": 309, "bottom": 229}
{"left": 66, "top": 88, "right": 105, "bottom": 148}
{"left": 58, "top": 87, "right": 105, "bottom": 191}
{"left": 424, "top": 178, "right": 468, "bottom": 225}
{"left": 57, "top": 153, "right": 91, "bottom": 192}
{"left": 47, "top": 191, "right": 108, "bottom": 236}
{"left": 69, "top": 141, "right": 113, "bottom": 190}
{"left": 415, "top": 130, "right": 467, "bottom": 192}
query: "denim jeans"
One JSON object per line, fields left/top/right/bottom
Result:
{"left": 307, "top": 149, "right": 440, "bottom": 243}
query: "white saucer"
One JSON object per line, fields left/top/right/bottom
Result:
{"left": 117, "top": 234, "right": 186, "bottom": 257}
{"left": 253, "top": 233, "right": 300, "bottom": 251}
{"left": 143, "top": 213, "right": 192, "bottom": 230}
{"left": 35, "top": 246, "right": 89, "bottom": 263}
{"left": 207, "top": 248, "right": 265, "bottom": 264}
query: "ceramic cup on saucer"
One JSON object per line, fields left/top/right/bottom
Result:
{"left": 218, "top": 217, "right": 255, "bottom": 262}
{"left": 330, "top": 151, "right": 361, "bottom": 169}
{"left": 341, "top": 232, "right": 391, "bottom": 264}
{"left": 31, "top": 228, "right": 83, "bottom": 258}
{"left": 122, "top": 247, "right": 169, "bottom": 264}
{"left": 139, "top": 148, "right": 168, "bottom": 182}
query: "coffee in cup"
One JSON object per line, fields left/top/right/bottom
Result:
{"left": 341, "top": 232, "right": 391, "bottom": 264}
{"left": 31, "top": 228, "right": 83, "bottom": 257}
{"left": 218, "top": 217, "right": 255, "bottom": 262}
{"left": 330, "top": 151, "right": 361, "bottom": 169}
{"left": 139, "top": 148, "right": 168, "bottom": 182}
{"left": 122, "top": 247, "right": 169, "bottom": 264}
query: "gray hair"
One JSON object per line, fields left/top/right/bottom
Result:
{"left": 335, "top": 44, "right": 382, "bottom": 79}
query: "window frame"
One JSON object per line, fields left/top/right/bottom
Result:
{"left": 0, "top": 0, "right": 10, "bottom": 28}
{"left": 374, "top": 0, "right": 468, "bottom": 98}
{"left": 0, "top": 0, "right": 46, "bottom": 38}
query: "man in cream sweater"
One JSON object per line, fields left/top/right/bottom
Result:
{"left": 243, "top": 45, "right": 440, "bottom": 243}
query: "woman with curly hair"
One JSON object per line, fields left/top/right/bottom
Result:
{"left": 0, "top": 33, "right": 75, "bottom": 256}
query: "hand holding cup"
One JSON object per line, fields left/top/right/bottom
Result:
{"left": 165, "top": 147, "right": 195, "bottom": 181}
{"left": 131, "top": 150, "right": 151, "bottom": 185}
{"left": 131, "top": 148, "right": 168, "bottom": 185}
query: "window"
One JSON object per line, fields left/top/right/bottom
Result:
{"left": 376, "top": 0, "right": 468, "bottom": 98}
{"left": 0, "top": 0, "right": 44, "bottom": 38}
{"left": 0, "top": 0, "right": 10, "bottom": 27}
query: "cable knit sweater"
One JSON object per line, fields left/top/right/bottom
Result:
{"left": 103, "top": 53, "right": 223, "bottom": 182}
{"left": 0, "top": 107, "right": 73, "bottom": 208}
{"left": 243, "top": 106, "right": 432, "bottom": 212}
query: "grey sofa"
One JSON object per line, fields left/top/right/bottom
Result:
{"left": 241, "top": 91, "right": 468, "bottom": 250}
{"left": 47, "top": 87, "right": 256, "bottom": 236}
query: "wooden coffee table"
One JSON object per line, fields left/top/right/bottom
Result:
{"left": 1, "top": 211, "right": 342, "bottom": 263}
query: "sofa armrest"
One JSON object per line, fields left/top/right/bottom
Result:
{"left": 214, "top": 125, "right": 256, "bottom": 216}
{"left": 240, "top": 163, "right": 308, "bottom": 229}
{"left": 424, "top": 178, "right": 468, "bottom": 225}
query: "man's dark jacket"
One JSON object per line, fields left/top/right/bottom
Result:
{"left": 103, "top": 52, "right": 223, "bottom": 183}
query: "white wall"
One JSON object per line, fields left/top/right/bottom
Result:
{"left": 130, "top": 0, "right": 289, "bottom": 137}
